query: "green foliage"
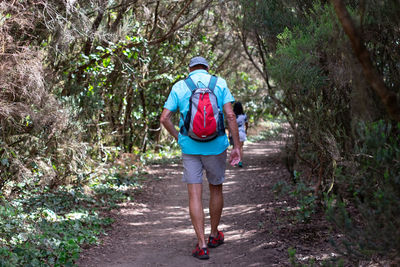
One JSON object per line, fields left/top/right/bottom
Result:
{"left": 272, "top": 180, "right": 291, "bottom": 197}
{"left": 0, "top": 159, "right": 149, "bottom": 265}
{"left": 0, "top": 195, "right": 105, "bottom": 266}
{"left": 269, "top": 3, "right": 336, "bottom": 114}
{"left": 229, "top": 71, "right": 270, "bottom": 123}
{"left": 54, "top": 1, "right": 251, "bottom": 155}
{"left": 326, "top": 120, "right": 400, "bottom": 261}
{"left": 241, "top": 0, "right": 302, "bottom": 41}
{"left": 273, "top": 176, "right": 317, "bottom": 223}
{"left": 2, "top": 2, "right": 244, "bottom": 262}
{"left": 237, "top": 0, "right": 400, "bottom": 264}
{"left": 288, "top": 247, "right": 299, "bottom": 266}
{"left": 248, "top": 117, "right": 286, "bottom": 142}
{"left": 2, "top": 0, "right": 270, "bottom": 196}
{"left": 263, "top": 2, "right": 353, "bottom": 197}
{"left": 291, "top": 180, "right": 317, "bottom": 223}
{"left": 142, "top": 146, "right": 181, "bottom": 165}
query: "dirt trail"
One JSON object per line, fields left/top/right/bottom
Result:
{"left": 78, "top": 139, "right": 335, "bottom": 266}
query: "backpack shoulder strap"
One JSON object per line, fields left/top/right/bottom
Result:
{"left": 208, "top": 75, "right": 218, "bottom": 92}
{"left": 184, "top": 77, "right": 197, "bottom": 92}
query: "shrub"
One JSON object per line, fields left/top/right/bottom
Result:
{"left": 326, "top": 120, "right": 400, "bottom": 262}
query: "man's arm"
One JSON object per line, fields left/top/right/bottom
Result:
{"left": 224, "top": 102, "right": 241, "bottom": 166}
{"left": 160, "top": 108, "right": 179, "bottom": 141}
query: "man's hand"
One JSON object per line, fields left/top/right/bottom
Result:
{"left": 229, "top": 147, "right": 241, "bottom": 166}
{"left": 224, "top": 102, "right": 241, "bottom": 166}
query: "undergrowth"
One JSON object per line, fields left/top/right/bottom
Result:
{"left": 248, "top": 116, "right": 286, "bottom": 142}
{"left": 142, "top": 143, "right": 181, "bottom": 165}
{"left": 272, "top": 176, "right": 317, "bottom": 224}
{"left": 0, "top": 162, "right": 149, "bottom": 266}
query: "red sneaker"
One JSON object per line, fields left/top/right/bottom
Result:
{"left": 192, "top": 244, "right": 209, "bottom": 260}
{"left": 207, "top": 231, "right": 224, "bottom": 248}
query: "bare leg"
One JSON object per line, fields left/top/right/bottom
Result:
{"left": 209, "top": 183, "right": 223, "bottom": 237}
{"left": 239, "top": 141, "right": 244, "bottom": 161}
{"left": 187, "top": 184, "right": 207, "bottom": 248}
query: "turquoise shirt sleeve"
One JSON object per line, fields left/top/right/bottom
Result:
{"left": 218, "top": 79, "right": 235, "bottom": 106}
{"left": 163, "top": 87, "right": 178, "bottom": 112}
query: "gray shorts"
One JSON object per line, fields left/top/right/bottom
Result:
{"left": 182, "top": 150, "right": 227, "bottom": 185}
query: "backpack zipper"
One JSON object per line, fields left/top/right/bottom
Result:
{"left": 203, "top": 106, "right": 206, "bottom": 128}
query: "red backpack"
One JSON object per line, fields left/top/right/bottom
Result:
{"left": 180, "top": 75, "right": 225, "bottom": 142}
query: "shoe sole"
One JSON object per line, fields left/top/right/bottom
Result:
{"left": 207, "top": 241, "right": 224, "bottom": 248}
{"left": 192, "top": 254, "right": 209, "bottom": 260}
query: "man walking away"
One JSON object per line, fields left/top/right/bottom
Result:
{"left": 160, "top": 56, "right": 241, "bottom": 260}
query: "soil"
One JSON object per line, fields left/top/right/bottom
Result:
{"left": 78, "top": 138, "right": 338, "bottom": 266}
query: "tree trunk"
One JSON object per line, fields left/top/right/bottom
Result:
{"left": 139, "top": 87, "right": 148, "bottom": 153}
{"left": 123, "top": 86, "right": 134, "bottom": 151}
{"left": 331, "top": 0, "right": 400, "bottom": 122}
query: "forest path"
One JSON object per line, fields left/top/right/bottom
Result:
{"left": 78, "top": 139, "right": 335, "bottom": 266}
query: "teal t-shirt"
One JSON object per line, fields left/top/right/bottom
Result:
{"left": 163, "top": 69, "right": 235, "bottom": 155}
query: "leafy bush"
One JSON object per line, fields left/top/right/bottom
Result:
{"left": 0, "top": 161, "right": 148, "bottom": 266}
{"left": 237, "top": 0, "right": 400, "bottom": 264}
{"left": 273, "top": 176, "right": 317, "bottom": 224}
{"left": 326, "top": 120, "right": 400, "bottom": 261}
{"left": 266, "top": 3, "right": 352, "bottom": 197}
{"left": 291, "top": 180, "right": 317, "bottom": 223}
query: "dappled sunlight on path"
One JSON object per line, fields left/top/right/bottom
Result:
{"left": 78, "top": 140, "right": 336, "bottom": 266}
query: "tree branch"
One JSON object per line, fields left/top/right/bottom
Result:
{"left": 148, "top": 0, "right": 160, "bottom": 40}
{"left": 148, "top": 0, "right": 213, "bottom": 45}
{"left": 255, "top": 30, "right": 273, "bottom": 90}
{"left": 331, "top": 0, "right": 400, "bottom": 121}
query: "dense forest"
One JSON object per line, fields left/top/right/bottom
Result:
{"left": 1, "top": 0, "right": 399, "bottom": 265}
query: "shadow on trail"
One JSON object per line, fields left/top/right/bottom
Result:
{"left": 78, "top": 140, "right": 336, "bottom": 266}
